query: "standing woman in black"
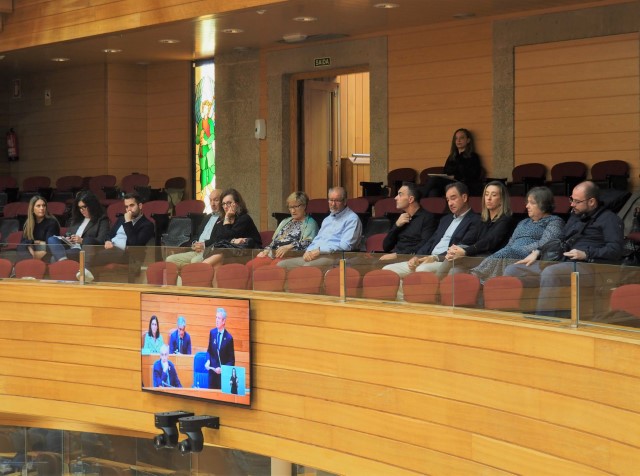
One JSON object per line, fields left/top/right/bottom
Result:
{"left": 420, "top": 128, "right": 484, "bottom": 197}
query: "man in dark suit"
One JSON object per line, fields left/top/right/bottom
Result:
{"left": 205, "top": 307, "right": 235, "bottom": 389}
{"left": 152, "top": 344, "right": 182, "bottom": 388}
{"left": 383, "top": 182, "right": 480, "bottom": 278}
{"left": 169, "top": 315, "right": 192, "bottom": 355}
{"left": 84, "top": 192, "right": 155, "bottom": 280}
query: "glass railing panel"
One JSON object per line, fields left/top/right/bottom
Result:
{"left": 0, "top": 426, "right": 63, "bottom": 475}
{"left": 577, "top": 262, "right": 640, "bottom": 331}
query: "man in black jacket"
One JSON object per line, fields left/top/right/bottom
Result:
{"left": 83, "top": 192, "right": 155, "bottom": 281}
{"left": 506, "top": 181, "right": 624, "bottom": 317}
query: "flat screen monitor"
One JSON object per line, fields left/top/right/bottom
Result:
{"left": 140, "top": 293, "right": 251, "bottom": 407}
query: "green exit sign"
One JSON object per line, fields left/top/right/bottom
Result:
{"left": 314, "top": 57, "right": 331, "bottom": 67}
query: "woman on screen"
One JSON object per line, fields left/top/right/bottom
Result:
{"left": 230, "top": 367, "right": 239, "bottom": 395}
{"left": 142, "top": 315, "right": 164, "bottom": 354}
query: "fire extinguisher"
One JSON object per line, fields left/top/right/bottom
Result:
{"left": 6, "top": 128, "right": 19, "bottom": 162}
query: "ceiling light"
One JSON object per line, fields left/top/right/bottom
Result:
{"left": 453, "top": 12, "right": 476, "bottom": 19}
{"left": 159, "top": 39, "right": 180, "bottom": 44}
{"left": 222, "top": 28, "right": 244, "bottom": 34}
{"left": 256, "top": 9, "right": 267, "bottom": 15}
{"left": 102, "top": 48, "right": 122, "bottom": 53}
{"left": 282, "top": 33, "right": 307, "bottom": 43}
{"left": 374, "top": 3, "right": 399, "bottom": 9}
{"left": 51, "top": 57, "right": 70, "bottom": 62}
{"left": 293, "top": 16, "right": 317, "bottom": 22}
{"left": 0, "top": 55, "right": 5, "bottom": 60}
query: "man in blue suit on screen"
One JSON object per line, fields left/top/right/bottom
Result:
{"left": 152, "top": 344, "right": 182, "bottom": 388}
{"left": 169, "top": 315, "right": 192, "bottom": 355}
{"left": 205, "top": 307, "right": 235, "bottom": 389}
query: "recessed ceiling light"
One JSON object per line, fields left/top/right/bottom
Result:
{"left": 374, "top": 3, "right": 399, "bottom": 9}
{"left": 453, "top": 12, "right": 476, "bottom": 19}
{"left": 222, "top": 28, "right": 244, "bottom": 34}
{"left": 293, "top": 16, "right": 317, "bottom": 22}
{"left": 51, "top": 57, "right": 70, "bottom": 62}
{"left": 282, "top": 33, "right": 307, "bottom": 43}
{"left": 256, "top": 9, "right": 267, "bottom": 15}
{"left": 102, "top": 48, "right": 122, "bottom": 53}
{"left": 159, "top": 39, "right": 180, "bottom": 44}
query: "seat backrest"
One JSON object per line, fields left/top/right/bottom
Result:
{"left": 5, "top": 230, "right": 23, "bottom": 250}
{"left": 180, "top": 262, "right": 214, "bottom": 287}
{"left": 440, "top": 273, "right": 480, "bottom": 307}
{"left": 174, "top": 199, "right": 205, "bottom": 217}
{"left": 346, "top": 197, "right": 369, "bottom": 214}
{"left": 0, "top": 258, "right": 12, "bottom": 278}
{"left": 590, "top": 160, "right": 630, "bottom": 181}
{"left": 403, "top": 271, "right": 439, "bottom": 303}
{"left": 193, "top": 351, "right": 209, "bottom": 388}
{"left": 419, "top": 197, "right": 448, "bottom": 216}
{"left": 362, "top": 269, "right": 400, "bottom": 300}
{"left": 509, "top": 196, "right": 527, "bottom": 215}
{"left": 372, "top": 197, "right": 400, "bottom": 218}
{"left": 0, "top": 218, "right": 20, "bottom": 241}
{"left": 161, "top": 217, "right": 193, "bottom": 247}
{"left": 165, "top": 176, "right": 187, "bottom": 189}
{"left": 0, "top": 176, "right": 18, "bottom": 190}
{"left": 468, "top": 196, "right": 482, "bottom": 213}
{"left": 55, "top": 175, "right": 83, "bottom": 191}
{"left": 259, "top": 230, "right": 274, "bottom": 247}
{"left": 216, "top": 263, "right": 249, "bottom": 290}
{"left": 47, "top": 201, "right": 67, "bottom": 218}
{"left": 2, "top": 202, "right": 25, "bottom": 218}
{"left": 306, "top": 198, "right": 330, "bottom": 214}
{"left": 483, "top": 276, "right": 523, "bottom": 310}
{"left": 252, "top": 266, "right": 286, "bottom": 292}
{"left": 550, "top": 162, "right": 587, "bottom": 181}
{"left": 610, "top": 284, "right": 640, "bottom": 318}
{"left": 512, "top": 163, "right": 547, "bottom": 182}
{"left": 143, "top": 200, "right": 170, "bottom": 222}
{"left": 324, "top": 267, "right": 361, "bottom": 297}
{"left": 107, "top": 202, "right": 126, "bottom": 226}
{"left": 365, "top": 233, "right": 386, "bottom": 253}
{"left": 22, "top": 176, "right": 51, "bottom": 191}
{"left": 48, "top": 259, "right": 80, "bottom": 281}
{"left": 387, "top": 168, "right": 417, "bottom": 196}
{"left": 146, "top": 261, "right": 179, "bottom": 285}
{"left": 120, "top": 173, "right": 150, "bottom": 193}
{"left": 287, "top": 266, "right": 323, "bottom": 294}
{"left": 15, "top": 258, "right": 47, "bottom": 279}
{"left": 553, "top": 195, "right": 572, "bottom": 215}
{"left": 419, "top": 166, "right": 445, "bottom": 185}
{"left": 88, "top": 175, "right": 117, "bottom": 199}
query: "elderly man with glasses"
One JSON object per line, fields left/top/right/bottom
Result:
{"left": 505, "top": 180, "right": 623, "bottom": 318}
{"left": 278, "top": 186, "right": 362, "bottom": 269}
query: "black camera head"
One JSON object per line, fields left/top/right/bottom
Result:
{"left": 153, "top": 411, "right": 194, "bottom": 450}
{"left": 177, "top": 415, "right": 220, "bottom": 454}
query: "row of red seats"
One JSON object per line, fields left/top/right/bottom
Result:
{"left": 0, "top": 257, "right": 79, "bottom": 280}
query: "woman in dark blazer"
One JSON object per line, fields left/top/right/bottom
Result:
{"left": 47, "top": 190, "right": 110, "bottom": 262}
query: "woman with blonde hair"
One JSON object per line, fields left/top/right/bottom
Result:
{"left": 17, "top": 195, "right": 60, "bottom": 262}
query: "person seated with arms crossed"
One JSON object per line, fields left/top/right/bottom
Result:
{"left": 47, "top": 191, "right": 110, "bottom": 265}
{"left": 169, "top": 315, "right": 192, "bottom": 355}
{"left": 442, "top": 180, "right": 514, "bottom": 274}
{"left": 81, "top": 192, "right": 154, "bottom": 282}
{"left": 470, "top": 186, "right": 564, "bottom": 282}
{"left": 153, "top": 344, "right": 182, "bottom": 388}
{"left": 166, "top": 189, "right": 222, "bottom": 269}
{"left": 278, "top": 186, "right": 362, "bottom": 269}
{"left": 16, "top": 195, "right": 60, "bottom": 263}
{"left": 505, "top": 181, "right": 624, "bottom": 318}
{"left": 378, "top": 183, "right": 437, "bottom": 263}
{"left": 248, "top": 191, "right": 319, "bottom": 268}
{"left": 201, "top": 188, "right": 262, "bottom": 271}
{"left": 142, "top": 315, "right": 164, "bottom": 354}
{"left": 383, "top": 182, "right": 480, "bottom": 280}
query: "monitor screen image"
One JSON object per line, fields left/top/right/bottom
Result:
{"left": 140, "top": 293, "right": 251, "bottom": 407}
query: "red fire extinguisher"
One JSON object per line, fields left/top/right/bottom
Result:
{"left": 6, "top": 129, "right": 19, "bottom": 162}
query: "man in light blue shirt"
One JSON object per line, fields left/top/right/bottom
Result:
{"left": 278, "top": 186, "right": 362, "bottom": 268}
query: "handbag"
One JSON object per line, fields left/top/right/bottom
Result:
{"left": 539, "top": 238, "right": 567, "bottom": 261}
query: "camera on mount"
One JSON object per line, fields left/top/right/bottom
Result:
{"left": 153, "top": 411, "right": 194, "bottom": 449}
{"left": 177, "top": 415, "right": 220, "bottom": 454}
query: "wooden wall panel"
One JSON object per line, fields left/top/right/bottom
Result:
{"left": 1, "top": 281, "right": 640, "bottom": 474}
{"left": 515, "top": 33, "right": 640, "bottom": 186}
{"left": 337, "top": 72, "right": 370, "bottom": 160}
{"left": 388, "top": 20, "right": 493, "bottom": 176}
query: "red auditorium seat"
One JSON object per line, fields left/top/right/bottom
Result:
{"left": 216, "top": 263, "right": 249, "bottom": 290}
{"left": 403, "top": 272, "right": 439, "bottom": 304}
{"left": 483, "top": 276, "right": 523, "bottom": 311}
{"left": 440, "top": 273, "right": 481, "bottom": 307}
{"left": 252, "top": 266, "right": 286, "bottom": 292}
{"left": 146, "top": 261, "right": 178, "bottom": 285}
{"left": 15, "top": 258, "right": 47, "bottom": 279}
{"left": 286, "top": 266, "right": 323, "bottom": 294}
{"left": 362, "top": 269, "right": 400, "bottom": 300}
{"left": 48, "top": 259, "right": 80, "bottom": 281}
{"left": 180, "top": 262, "right": 214, "bottom": 287}
{"left": 324, "top": 267, "right": 361, "bottom": 297}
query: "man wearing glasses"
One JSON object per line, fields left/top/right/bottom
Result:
{"left": 506, "top": 181, "right": 623, "bottom": 317}
{"left": 278, "top": 186, "right": 362, "bottom": 268}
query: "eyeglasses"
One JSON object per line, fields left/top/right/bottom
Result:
{"left": 222, "top": 201, "right": 235, "bottom": 207}
{"left": 569, "top": 197, "right": 588, "bottom": 205}
{"left": 78, "top": 205, "right": 88, "bottom": 210}
{"left": 288, "top": 204, "right": 303, "bottom": 210}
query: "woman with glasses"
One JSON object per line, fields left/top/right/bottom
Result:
{"left": 16, "top": 195, "right": 60, "bottom": 262}
{"left": 202, "top": 188, "right": 262, "bottom": 269}
{"left": 47, "top": 190, "right": 110, "bottom": 264}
